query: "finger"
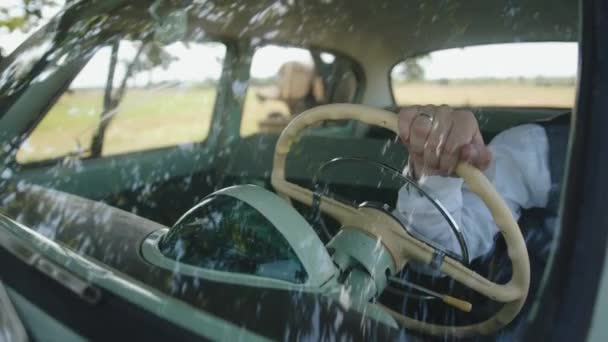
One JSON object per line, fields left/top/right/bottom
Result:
{"left": 439, "top": 150, "right": 459, "bottom": 175}
{"left": 460, "top": 143, "right": 492, "bottom": 170}
{"left": 398, "top": 106, "right": 420, "bottom": 144}
{"left": 472, "top": 130, "right": 485, "bottom": 146}
{"left": 409, "top": 113, "right": 433, "bottom": 156}
{"left": 473, "top": 131, "right": 492, "bottom": 170}
{"left": 478, "top": 147, "right": 492, "bottom": 170}
{"left": 411, "top": 150, "right": 440, "bottom": 178}
{"left": 424, "top": 107, "right": 452, "bottom": 171}
{"left": 444, "top": 114, "right": 476, "bottom": 153}
{"left": 462, "top": 131, "right": 492, "bottom": 170}
{"left": 439, "top": 117, "right": 476, "bottom": 174}
{"left": 408, "top": 153, "right": 424, "bottom": 179}
{"left": 459, "top": 144, "right": 477, "bottom": 164}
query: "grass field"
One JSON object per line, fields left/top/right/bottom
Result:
{"left": 17, "top": 88, "right": 217, "bottom": 162}
{"left": 392, "top": 83, "right": 575, "bottom": 108}
{"left": 16, "top": 83, "right": 574, "bottom": 163}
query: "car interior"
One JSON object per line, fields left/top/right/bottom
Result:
{"left": 0, "top": 0, "right": 579, "bottom": 340}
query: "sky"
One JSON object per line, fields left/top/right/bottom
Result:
{"left": 68, "top": 43, "right": 318, "bottom": 88}
{"left": 67, "top": 41, "right": 577, "bottom": 88}
{"left": 417, "top": 42, "right": 578, "bottom": 80}
{"left": 54, "top": 41, "right": 579, "bottom": 88}
{"left": 0, "top": 1, "right": 578, "bottom": 88}
{"left": 0, "top": 0, "right": 62, "bottom": 53}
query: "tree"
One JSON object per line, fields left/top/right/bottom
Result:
{"left": 401, "top": 55, "right": 428, "bottom": 82}
{"left": 89, "top": 40, "right": 177, "bottom": 156}
{"left": 0, "top": 0, "right": 61, "bottom": 32}
{"left": 0, "top": 0, "right": 64, "bottom": 60}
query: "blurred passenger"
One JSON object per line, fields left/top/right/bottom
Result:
{"left": 257, "top": 61, "right": 325, "bottom": 133}
{"left": 257, "top": 61, "right": 325, "bottom": 115}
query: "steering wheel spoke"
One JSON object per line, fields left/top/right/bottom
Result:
{"left": 272, "top": 179, "right": 360, "bottom": 224}
{"left": 439, "top": 254, "right": 525, "bottom": 303}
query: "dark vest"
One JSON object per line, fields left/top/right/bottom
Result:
{"left": 518, "top": 113, "right": 570, "bottom": 260}
{"left": 541, "top": 113, "right": 571, "bottom": 217}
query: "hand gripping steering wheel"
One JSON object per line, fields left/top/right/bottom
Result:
{"left": 270, "top": 104, "right": 530, "bottom": 337}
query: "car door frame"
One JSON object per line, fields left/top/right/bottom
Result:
{"left": 526, "top": 0, "right": 608, "bottom": 340}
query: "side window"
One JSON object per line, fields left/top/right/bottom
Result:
{"left": 16, "top": 40, "right": 226, "bottom": 163}
{"left": 391, "top": 42, "right": 577, "bottom": 108}
{"left": 240, "top": 45, "right": 359, "bottom": 137}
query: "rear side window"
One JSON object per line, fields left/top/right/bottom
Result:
{"left": 391, "top": 42, "right": 577, "bottom": 108}
{"left": 240, "top": 45, "right": 360, "bottom": 137}
{"left": 16, "top": 40, "right": 226, "bottom": 163}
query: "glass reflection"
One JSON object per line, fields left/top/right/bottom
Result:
{"left": 159, "top": 195, "right": 307, "bottom": 284}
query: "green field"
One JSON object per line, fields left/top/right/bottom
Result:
{"left": 17, "top": 83, "right": 575, "bottom": 163}
{"left": 18, "top": 88, "right": 215, "bottom": 162}
{"left": 17, "top": 86, "right": 291, "bottom": 163}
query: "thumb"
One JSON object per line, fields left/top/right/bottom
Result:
{"left": 460, "top": 143, "right": 492, "bottom": 171}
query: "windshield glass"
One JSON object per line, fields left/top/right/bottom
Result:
{"left": 0, "top": 1, "right": 579, "bottom": 340}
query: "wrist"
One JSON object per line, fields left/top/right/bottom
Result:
{"left": 406, "top": 158, "right": 440, "bottom": 181}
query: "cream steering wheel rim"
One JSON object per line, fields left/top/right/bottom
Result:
{"left": 270, "top": 103, "right": 530, "bottom": 337}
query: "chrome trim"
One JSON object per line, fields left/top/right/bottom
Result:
{"left": 312, "top": 157, "right": 470, "bottom": 265}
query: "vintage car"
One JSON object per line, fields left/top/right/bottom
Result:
{"left": 0, "top": 0, "right": 606, "bottom": 341}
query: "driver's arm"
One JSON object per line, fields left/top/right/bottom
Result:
{"left": 394, "top": 105, "right": 552, "bottom": 260}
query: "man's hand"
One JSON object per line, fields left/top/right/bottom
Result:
{"left": 398, "top": 105, "right": 492, "bottom": 179}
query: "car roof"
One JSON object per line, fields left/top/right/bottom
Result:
{"left": 65, "top": 0, "right": 578, "bottom": 65}
{"left": 189, "top": 0, "right": 578, "bottom": 62}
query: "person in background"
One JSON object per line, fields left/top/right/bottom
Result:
{"left": 256, "top": 61, "right": 325, "bottom": 133}
{"left": 257, "top": 61, "right": 326, "bottom": 115}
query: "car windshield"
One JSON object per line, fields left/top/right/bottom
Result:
{"left": 0, "top": 0, "right": 579, "bottom": 340}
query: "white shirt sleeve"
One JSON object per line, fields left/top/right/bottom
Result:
{"left": 394, "top": 124, "right": 552, "bottom": 261}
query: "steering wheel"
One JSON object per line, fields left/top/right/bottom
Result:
{"left": 271, "top": 104, "right": 530, "bottom": 337}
